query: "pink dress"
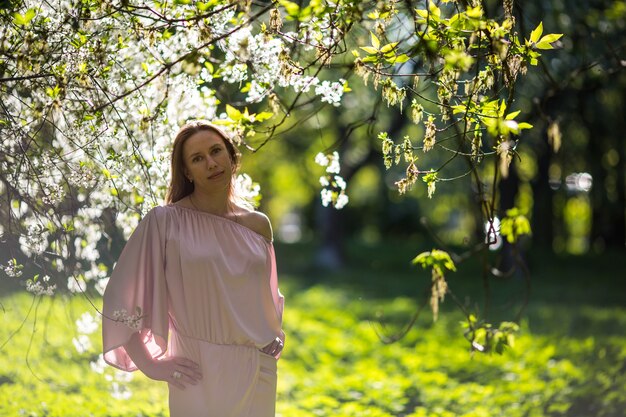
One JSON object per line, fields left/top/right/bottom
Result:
{"left": 102, "top": 204, "right": 285, "bottom": 417}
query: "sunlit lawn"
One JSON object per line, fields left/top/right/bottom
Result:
{"left": 1, "top": 242, "right": 625, "bottom": 417}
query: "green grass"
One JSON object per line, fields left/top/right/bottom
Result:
{"left": 1, "top": 243, "right": 625, "bottom": 416}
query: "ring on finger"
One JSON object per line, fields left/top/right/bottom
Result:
{"left": 172, "top": 371, "right": 182, "bottom": 380}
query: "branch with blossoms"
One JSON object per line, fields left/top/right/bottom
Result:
{"left": 315, "top": 152, "right": 349, "bottom": 209}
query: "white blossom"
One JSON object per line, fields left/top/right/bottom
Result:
{"left": 72, "top": 335, "right": 92, "bottom": 354}
{"left": 114, "top": 369, "right": 134, "bottom": 383}
{"left": 1, "top": 259, "right": 23, "bottom": 278}
{"left": 67, "top": 276, "right": 87, "bottom": 293}
{"left": 292, "top": 76, "right": 320, "bottom": 93}
{"left": 245, "top": 80, "right": 270, "bottom": 103}
{"left": 335, "top": 193, "right": 349, "bottom": 209}
{"left": 321, "top": 189, "right": 333, "bottom": 207}
{"left": 110, "top": 382, "right": 132, "bottom": 400}
{"left": 316, "top": 151, "right": 349, "bottom": 209}
{"left": 315, "top": 152, "right": 329, "bottom": 166}
{"left": 76, "top": 312, "right": 100, "bottom": 335}
{"left": 234, "top": 173, "right": 261, "bottom": 204}
{"left": 485, "top": 217, "right": 503, "bottom": 251}
{"left": 327, "top": 152, "right": 341, "bottom": 174}
{"left": 90, "top": 354, "right": 107, "bottom": 374}
{"left": 25, "top": 279, "right": 56, "bottom": 296}
{"left": 222, "top": 63, "right": 249, "bottom": 83}
{"left": 94, "top": 277, "right": 109, "bottom": 296}
{"left": 112, "top": 308, "right": 143, "bottom": 331}
{"left": 334, "top": 175, "right": 347, "bottom": 190}
{"left": 315, "top": 80, "right": 345, "bottom": 107}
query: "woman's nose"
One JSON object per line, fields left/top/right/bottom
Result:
{"left": 205, "top": 156, "right": 217, "bottom": 169}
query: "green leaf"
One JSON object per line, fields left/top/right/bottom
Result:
{"left": 380, "top": 42, "right": 398, "bottom": 54}
{"left": 466, "top": 6, "right": 483, "bottom": 19}
{"left": 225, "top": 104, "right": 241, "bottom": 121}
{"left": 255, "top": 112, "right": 274, "bottom": 122}
{"left": 45, "top": 85, "right": 61, "bottom": 99}
{"left": 278, "top": 0, "right": 300, "bottom": 17}
{"left": 415, "top": 8, "right": 429, "bottom": 21}
{"left": 538, "top": 33, "right": 562, "bottom": 45}
{"left": 535, "top": 41, "right": 554, "bottom": 50}
{"left": 197, "top": 2, "right": 210, "bottom": 11}
{"left": 412, "top": 249, "right": 456, "bottom": 276}
{"left": 360, "top": 46, "right": 379, "bottom": 55}
{"left": 535, "top": 33, "right": 563, "bottom": 50}
{"left": 428, "top": 3, "right": 441, "bottom": 19}
{"left": 370, "top": 32, "right": 380, "bottom": 49}
{"left": 13, "top": 8, "right": 36, "bottom": 26}
{"left": 500, "top": 208, "right": 532, "bottom": 243}
{"left": 391, "top": 54, "right": 410, "bottom": 64}
{"left": 529, "top": 22, "right": 543, "bottom": 43}
{"left": 505, "top": 110, "right": 521, "bottom": 120}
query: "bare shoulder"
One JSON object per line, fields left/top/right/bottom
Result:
{"left": 238, "top": 209, "right": 273, "bottom": 241}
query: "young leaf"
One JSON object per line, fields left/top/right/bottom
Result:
{"left": 428, "top": 3, "right": 441, "bottom": 19}
{"left": 535, "top": 33, "right": 563, "bottom": 49}
{"left": 278, "top": 0, "right": 300, "bottom": 16}
{"left": 370, "top": 32, "right": 380, "bottom": 49}
{"left": 360, "top": 46, "right": 379, "bottom": 55}
{"left": 380, "top": 42, "right": 398, "bottom": 54}
{"left": 391, "top": 54, "right": 411, "bottom": 64}
{"left": 225, "top": 104, "right": 241, "bottom": 121}
{"left": 13, "top": 9, "right": 36, "bottom": 26}
{"left": 529, "top": 22, "right": 543, "bottom": 43}
{"left": 255, "top": 112, "right": 274, "bottom": 122}
{"left": 505, "top": 110, "right": 521, "bottom": 120}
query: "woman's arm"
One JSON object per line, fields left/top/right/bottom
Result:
{"left": 124, "top": 332, "right": 203, "bottom": 390}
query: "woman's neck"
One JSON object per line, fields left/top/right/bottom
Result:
{"left": 188, "top": 189, "right": 231, "bottom": 216}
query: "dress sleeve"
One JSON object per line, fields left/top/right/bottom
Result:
{"left": 268, "top": 242, "right": 285, "bottom": 359}
{"left": 102, "top": 206, "right": 169, "bottom": 371}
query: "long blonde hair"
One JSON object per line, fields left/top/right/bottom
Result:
{"left": 165, "top": 121, "right": 241, "bottom": 205}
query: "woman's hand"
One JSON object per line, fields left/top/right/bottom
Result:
{"left": 144, "top": 356, "right": 203, "bottom": 390}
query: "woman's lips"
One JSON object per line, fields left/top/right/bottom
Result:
{"left": 208, "top": 171, "right": 224, "bottom": 179}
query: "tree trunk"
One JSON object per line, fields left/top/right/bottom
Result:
{"left": 498, "top": 159, "right": 520, "bottom": 272}
{"left": 531, "top": 128, "right": 555, "bottom": 250}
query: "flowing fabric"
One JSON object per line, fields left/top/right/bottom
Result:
{"left": 102, "top": 204, "right": 284, "bottom": 417}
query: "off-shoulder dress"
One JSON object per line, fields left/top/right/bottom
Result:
{"left": 102, "top": 204, "right": 284, "bottom": 417}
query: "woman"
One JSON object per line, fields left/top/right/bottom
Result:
{"left": 102, "top": 120, "right": 285, "bottom": 417}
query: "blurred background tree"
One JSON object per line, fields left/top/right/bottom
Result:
{"left": 241, "top": 0, "right": 625, "bottom": 256}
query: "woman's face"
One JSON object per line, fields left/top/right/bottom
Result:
{"left": 182, "top": 129, "right": 233, "bottom": 190}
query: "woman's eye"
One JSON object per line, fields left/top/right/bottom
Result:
{"left": 193, "top": 156, "right": 202, "bottom": 162}
{"left": 212, "top": 148, "right": 222, "bottom": 155}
